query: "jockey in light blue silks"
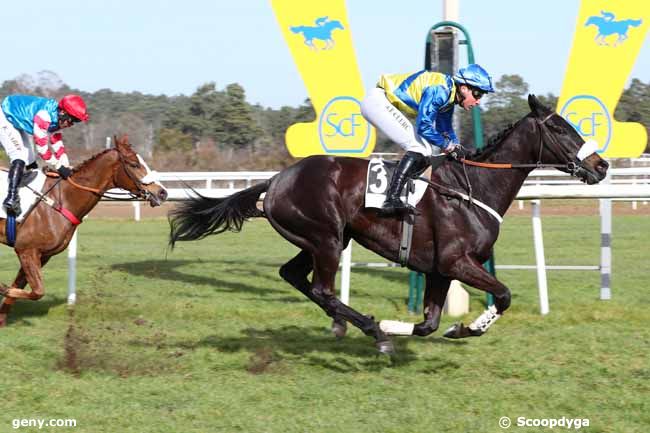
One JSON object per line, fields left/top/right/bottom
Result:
{"left": 0, "top": 94, "right": 89, "bottom": 215}
{"left": 360, "top": 64, "right": 495, "bottom": 215}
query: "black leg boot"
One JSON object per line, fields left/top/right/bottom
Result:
{"left": 3, "top": 159, "right": 25, "bottom": 216}
{"left": 379, "top": 151, "right": 428, "bottom": 216}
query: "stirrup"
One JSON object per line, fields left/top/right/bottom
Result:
{"left": 378, "top": 199, "right": 416, "bottom": 217}
{"left": 3, "top": 199, "right": 21, "bottom": 216}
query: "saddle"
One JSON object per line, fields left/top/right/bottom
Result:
{"left": 0, "top": 168, "right": 47, "bottom": 222}
{"left": 364, "top": 156, "right": 444, "bottom": 266}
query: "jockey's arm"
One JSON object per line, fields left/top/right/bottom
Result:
{"left": 435, "top": 109, "right": 458, "bottom": 145}
{"left": 32, "top": 110, "right": 69, "bottom": 168}
{"left": 416, "top": 86, "right": 455, "bottom": 150}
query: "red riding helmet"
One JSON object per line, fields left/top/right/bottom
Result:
{"left": 59, "top": 94, "right": 89, "bottom": 122}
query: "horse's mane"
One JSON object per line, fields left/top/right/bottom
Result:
{"left": 471, "top": 116, "right": 527, "bottom": 158}
{"left": 72, "top": 148, "right": 115, "bottom": 173}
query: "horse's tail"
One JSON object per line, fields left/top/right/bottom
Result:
{"left": 628, "top": 19, "right": 642, "bottom": 27}
{"left": 168, "top": 180, "right": 269, "bottom": 248}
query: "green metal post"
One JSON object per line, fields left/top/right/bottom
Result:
{"left": 408, "top": 271, "right": 418, "bottom": 313}
{"left": 408, "top": 271, "right": 425, "bottom": 313}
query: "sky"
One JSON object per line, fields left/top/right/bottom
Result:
{"left": 2, "top": 0, "right": 648, "bottom": 108}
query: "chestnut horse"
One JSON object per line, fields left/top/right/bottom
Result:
{"left": 169, "top": 95, "right": 609, "bottom": 353}
{"left": 0, "top": 135, "right": 168, "bottom": 326}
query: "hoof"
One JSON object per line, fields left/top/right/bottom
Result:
{"left": 331, "top": 319, "right": 347, "bottom": 339}
{"left": 443, "top": 323, "right": 484, "bottom": 339}
{"left": 376, "top": 339, "right": 395, "bottom": 355}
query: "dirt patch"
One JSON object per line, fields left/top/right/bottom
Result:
{"left": 246, "top": 347, "right": 283, "bottom": 374}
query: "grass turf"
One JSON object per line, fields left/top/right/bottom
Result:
{"left": 0, "top": 214, "right": 648, "bottom": 432}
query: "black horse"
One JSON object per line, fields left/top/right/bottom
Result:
{"left": 169, "top": 95, "right": 609, "bottom": 353}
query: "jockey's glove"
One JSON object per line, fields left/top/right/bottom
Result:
{"left": 446, "top": 143, "right": 468, "bottom": 161}
{"left": 57, "top": 166, "right": 73, "bottom": 179}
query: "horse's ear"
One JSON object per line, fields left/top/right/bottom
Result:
{"left": 120, "top": 134, "right": 130, "bottom": 147}
{"left": 113, "top": 134, "right": 136, "bottom": 158}
{"left": 528, "top": 94, "right": 551, "bottom": 117}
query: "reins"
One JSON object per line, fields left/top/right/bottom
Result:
{"left": 457, "top": 113, "right": 578, "bottom": 172}
{"left": 46, "top": 171, "right": 102, "bottom": 194}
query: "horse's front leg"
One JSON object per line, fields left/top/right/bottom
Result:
{"left": 442, "top": 254, "right": 511, "bottom": 339}
{"left": 413, "top": 274, "right": 451, "bottom": 336}
{"left": 378, "top": 273, "right": 451, "bottom": 338}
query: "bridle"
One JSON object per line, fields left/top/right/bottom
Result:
{"left": 46, "top": 149, "right": 156, "bottom": 201}
{"left": 114, "top": 151, "right": 159, "bottom": 202}
{"left": 460, "top": 112, "right": 584, "bottom": 176}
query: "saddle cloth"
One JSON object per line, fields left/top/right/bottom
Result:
{"left": 365, "top": 157, "right": 430, "bottom": 209}
{"left": 0, "top": 169, "right": 47, "bottom": 222}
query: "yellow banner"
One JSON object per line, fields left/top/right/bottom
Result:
{"left": 558, "top": 1, "right": 649, "bottom": 157}
{"left": 270, "top": 0, "right": 375, "bottom": 157}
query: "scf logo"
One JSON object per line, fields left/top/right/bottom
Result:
{"left": 319, "top": 96, "right": 371, "bottom": 154}
{"left": 560, "top": 95, "right": 611, "bottom": 153}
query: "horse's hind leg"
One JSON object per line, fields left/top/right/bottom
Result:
{"left": 0, "top": 254, "right": 49, "bottom": 326}
{"left": 3, "top": 250, "right": 46, "bottom": 301}
{"left": 279, "top": 250, "right": 347, "bottom": 338}
{"left": 309, "top": 244, "right": 393, "bottom": 353}
{"left": 279, "top": 250, "right": 313, "bottom": 297}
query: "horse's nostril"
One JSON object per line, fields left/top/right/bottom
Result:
{"left": 159, "top": 189, "right": 168, "bottom": 201}
{"left": 597, "top": 161, "right": 609, "bottom": 174}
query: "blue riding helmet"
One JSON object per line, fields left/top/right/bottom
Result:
{"left": 453, "top": 64, "right": 495, "bottom": 93}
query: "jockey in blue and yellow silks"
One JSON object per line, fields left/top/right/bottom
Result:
{"left": 360, "top": 64, "right": 494, "bottom": 215}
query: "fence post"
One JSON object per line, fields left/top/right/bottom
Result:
{"left": 531, "top": 200, "right": 549, "bottom": 315}
{"left": 67, "top": 230, "right": 78, "bottom": 305}
{"left": 599, "top": 198, "right": 612, "bottom": 300}
{"left": 340, "top": 243, "right": 352, "bottom": 305}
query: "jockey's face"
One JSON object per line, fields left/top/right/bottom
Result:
{"left": 58, "top": 110, "right": 81, "bottom": 129}
{"left": 458, "top": 85, "right": 484, "bottom": 111}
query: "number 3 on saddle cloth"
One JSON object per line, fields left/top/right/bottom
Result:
{"left": 365, "top": 157, "right": 431, "bottom": 210}
{"left": 0, "top": 168, "right": 47, "bottom": 246}
{"left": 365, "top": 157, "right": 437, "bottom": 265}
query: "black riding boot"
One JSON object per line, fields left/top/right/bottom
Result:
{"left": 379, "top": 151, "right": 429, "bottom": 216}
{"left": 3, "top": 159, "right": 25, "bottom": 216}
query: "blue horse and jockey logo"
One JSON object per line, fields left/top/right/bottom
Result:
{"left": 585, "top": 10, "right": 642, "bottom": 46}
{"left": 290, "top": 16, "right": 344, "bottom": 50}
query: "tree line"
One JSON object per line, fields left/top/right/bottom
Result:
{"left": 1, "top": 71, "right": 648, "bottom": 170}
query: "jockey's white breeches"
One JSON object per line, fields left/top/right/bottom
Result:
{"left": 0, "top": 110, "right": 36, "bottom": 164}
{"left": 360, "top": 87, "right": 443, "bottom": 158}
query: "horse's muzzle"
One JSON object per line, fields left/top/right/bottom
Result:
{"left": 145, "top": 187, "right": 168, "bottom": 207}
{"left": 577, "top": 156, "right": 609, "bottom": 185}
